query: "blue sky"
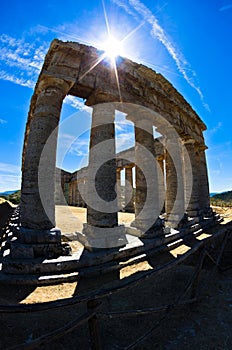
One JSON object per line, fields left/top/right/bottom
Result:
{"left": 0, "top": 0, "right": 231, "bottom": 193}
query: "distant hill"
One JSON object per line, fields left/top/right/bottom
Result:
{"left": 0, "top": 190, "right": 21, "bottom": 205}
{"left": 210, "top": 192, "right": 218, "bottom": 197}
{"left": 1, "top": 189, "right": 231, "bottom": 207}
{"left": 211, "top": 190, "right": 232, "bottom": 206}
{"left": 0, "top": 190, "right": 18, "bottom": 196}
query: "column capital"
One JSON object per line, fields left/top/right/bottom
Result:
{"left": 37, "top": 76, "right": 73, "bottom": 94}
{"left": 86, "top": 91, "right": 118, "bottom": 106}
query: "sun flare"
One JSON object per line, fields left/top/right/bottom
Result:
{"left": 102, "top": 35, "right": 124, "bottom": 61}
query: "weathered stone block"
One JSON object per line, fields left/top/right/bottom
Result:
{"left": 19, "top": 227, "right": 61, "bottom": 244}
{"left": 80, "top": 224, "right": 128, "bottom": 250}
{"left": 11, "top": 243, "right": 34, "bottom": 259}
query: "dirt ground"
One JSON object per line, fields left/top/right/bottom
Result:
{"left": 0, "top": 204, "right": 232, "bottom": 349}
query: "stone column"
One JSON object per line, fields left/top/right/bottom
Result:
{"left": 116, "top": 168, "right": 123, "bottom": 210}
{"left": 68, "top": 183, "right": 72, "bottom": 205}
{"left": 183, "top": 139, "right": 200, "bottom": 218}
{"left": 78, "top": 178, "right": 87, "bottom": 207}
{"left": 76, "top": 181, "right": 81, "bottom": 207}
{"left": 157, "top": 155, "right": 165, "bottom": 214}
{"left": 197, "top": 145, "right": 212, "bottom": 217}
{"left": 165, "top": 136, "right": 185, "bottom": 228}
{"left": 69, "top": 183, "right": 73, "bottom": 205}
{"left": 131, "top": 118, "right": 163, "bottom": 234}
{"left": 81, "top": 103, "right": 126, "bottom": 250}
{"left": 15, "top": 77, "right": 72, "bottom": 259}
{"left": 73, "top": 181, "right": 77, "bottom": 206}
{"left": 72, "top": 183, "right": 75, "bottom": 205}
{"left": 124, "top": 166, "right": 135, "bottom": 212}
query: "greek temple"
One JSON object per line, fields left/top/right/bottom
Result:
{"left": 1, "top": 39, "right": 219, "bottom": 278}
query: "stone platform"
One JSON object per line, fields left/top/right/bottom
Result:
{"left": 0, "top": 214, "right": 223, "bottom": 285}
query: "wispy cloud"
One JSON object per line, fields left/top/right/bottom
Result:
{"left": 112, "top": 0, "right": 207, "bottom": 107}
{"left": 115, "top": 121, "right": 135, "bottom": 152}
{"left": 219, "top": 4, "right": 232, "bottom": 11}
{"left": 115, "top": 118, "right": 133, "bottom": 132}
{"left": 0, "top": 34, "right": 47, "bottom": 68}
{"left": 0, "top": 174, "right": 21, "bottom": 192}
{"left": 0, "top": 34, "right": 47, "bottom": 89}
{"left": 207, "top": 140, "right": 232, "bottom": 192}
{"left": 0, "top": 34, "right": 90, "bottom": 110}
{"left": 0, "top": 162, "right": 21, "bottom": 174}
{"left": 0, "top": 70, "right": 35, "bottom": 88}
{"left": 69, "top": 139, "right": 89, "bottom": 157}
{"left": 0, "top": 118, "right": 7, "bottom": 124}
{"left": 32, "top": 24, "right": 94, "bottom": 47}
{"left": 110, "top": 0, "right": 140, "bottom": 19}
{"left": 114, "top": 111, "right": 135, "bottom": 151}
{"left": 63, "top": 96, "right": 91, "bottom": 111}
{"left": 204, "top": 122, "right": 223, "bottom": 147}
{"left": 208, "top": 122, "right": 222, "bottom": 135}
{"left": 0, "top": 162, "right": 21, "bottom": 192}
{"left": 57, "top": 133, "right": 90, "bottom": 157}
{"left": 116, "top": 131, "right": 135, "bottom": 152}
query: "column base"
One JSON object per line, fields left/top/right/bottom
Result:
{"left": 130, "top": 217, "right": 164, "bottom": 238}
{"left": 76, "top": 224, "right": 128, "bottom": 251}
{"left": 165, "top": 213, "right": 190, "bottom": 229}
{"left": 187, "top": 207, "right": 214, "bottom": 221}
{"left": 9, "top": 227, "right": 71, "bottom": 259}
{"left": 199, "top": 207, "right": 214, "bottom": 219}
{"left": 186, "top": 209, "right": 201, "bottom": 219}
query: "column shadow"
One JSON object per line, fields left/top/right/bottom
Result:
{"left": 73, "top": 247, "right": 121, "bottom": 296}
{"left": 0, "top": 203, "right": 36, "bottom": 303}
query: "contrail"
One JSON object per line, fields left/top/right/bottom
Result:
{"left": 112, "top": 0, "right": 209, "bottom": 110}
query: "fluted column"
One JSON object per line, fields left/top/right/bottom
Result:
{"left": 74, "top": 180, "right": 78, "bottom": 205}
{"left": 165, "top": 136, "right": 185, "bottom": 228}
{"left": 68, "top": 183, "right": 72, "bottom": 205}
{"left": 124, "top": 166, "right": 134, "bottom": 212}
{"left": 86, "top": 104, "right": 117, "bottom": 227}
{"left": 76, "top": 181, "right": 81, "bottom": 206}
{"left": 183, "top": 139, "right": 200, "bottom": 217}
{"left": 116, "top": 168, "right": 121, "bottom": 184}
{"left": 131, "top": 118, "right": 163, "bottom": 233}
{"left": 21, "top": 78, "right": 71, "bottom": 229}
{"left": 81, "top": 178, "right": 87, "bottom": 207}
{"left": 197, "top": 145, "right": 212, "bottom": 216}
{"left": 116, "top": 168, "right": 123, "bottom": 210}
{"left": 157, "top": 155, "right": 165, "bottom": 214}
{"left": 81, "top": 103, "right": 126, "bottom": 249}
{"left": 16, "top": 77, "right": 72, "bottom": 258}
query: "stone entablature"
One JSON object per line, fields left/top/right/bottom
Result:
{"left": 23, "top": 40, "right": 205, "bottom": 165}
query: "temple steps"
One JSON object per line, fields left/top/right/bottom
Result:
{"left": 0, "top": 215, "right": 224, "bottom": 285}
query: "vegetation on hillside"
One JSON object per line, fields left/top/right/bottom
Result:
{"left": 210, "top": 190, "right": 232, "bottom": 207}
{"left": 1, "top": 189, "right": 232, "bottom": 207}
{"left": 1, "top": 190, "right": 21, "bottom": 205}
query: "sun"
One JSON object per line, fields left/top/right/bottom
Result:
{"left": 102, "top": 35, "right": 124, "bottom": 62}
